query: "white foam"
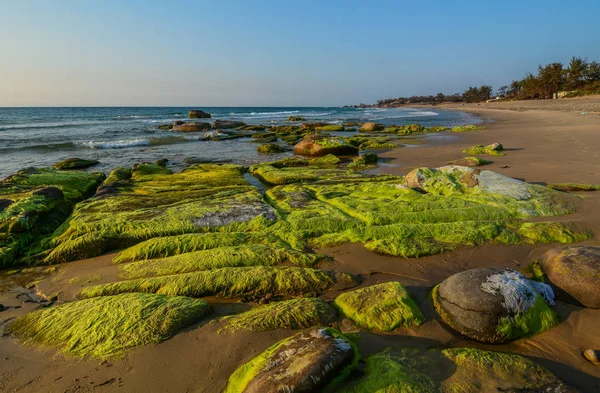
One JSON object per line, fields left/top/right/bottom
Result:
{"left": 76, "top": 139, "right": 150, "bottom": 149}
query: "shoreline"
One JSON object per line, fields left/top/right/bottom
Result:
{"left": 1, "top": 104, "right": 600, "bottom": 392}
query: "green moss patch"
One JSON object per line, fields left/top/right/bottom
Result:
{"left": 334, "top": 282, "right": 425, "bottom": 331}
{"left": 347, "top": 153, "right": 378, "bottom": 170}
{"left": 53, "top": 158, "right": 100, "bottom": 170}
{"left": 462, "top": 144, "right": 504, "bottom": 156}
{"left": 308, "top": 154, "right": 342, "bottom": 166}
{"left": 314, "top": 125, "right": 345, "bottom": 131}
{"left": 6, "top": 293, "right": 211, "bottom": 358}
{"left": 81, "top": 266, "right": 358, "bottom": 299}
{"left": 547, "top": 183, "right": 600, "bottom": 192}
{"left": 452, "top": 124, "right": 486, "bottom": 132}
{"left": 448, "top": 157, "right": 493, "bottom": 167}
{"left": 496, "top": 295, "right": 559, "bottom": 341}
{"left": 219, "top": 298, "right": 336, "bottom": 332}
{"left": 257, "top": 143, "right": 286, "bottom": 154}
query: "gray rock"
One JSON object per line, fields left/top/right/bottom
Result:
{"left": 435, "top": 268, "right": 556, "bottom": 343}
{"left": 239, "top": 328, "right": 355, "bottom": 393}
{"left": 172, "top": 122, "right": 211, "bottom": 132}
{"left": 541, "top": 246, "right": 600, "bottom": 308}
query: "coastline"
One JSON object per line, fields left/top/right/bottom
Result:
{"left": 1, "top": 105, "right": 599, "bottom": 392}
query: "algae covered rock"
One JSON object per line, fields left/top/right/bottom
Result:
{"left": 257, "top": 143, "right": 286, "bottom": 154}
{"left": 294, "top": 134, "right": 358, "bottom": 157}
{"left": 541, "top": 246, "right": 600, "bottom": 308}
{"left": 334, "top": 281, "right": 424, "bottom": 331}
{"left": 339, "top": 347, "right": 574, "bottom": 393}
{"left": 347, "top": 153, "right": 378, "bottom": 170}
{"left": 452, "top": 124, "right": 485, "bottom": 132}
{"left": 448, "top": 156, "right": 493, "bottom": 167}
{"left": 308, "top": 154, "right": 342, "bottom": 166}
{"left": 219, "top": 298, "right": 336, "bottom": 332}
{"left": 5, "top": 293, "right": 212, "bottom": 358}
{"left": 214, "top": 120, "right": 246, "bottom": 129}
{"left": 433, "top": 268, "right": 559, "bottom": 343}
{"left": 0, "top": 168, "right": 105, "bottom": 267}
{"left": 53, "top": 158, "right": 99, "bottom": 170}
{"left": 359, "top": 122, "right": 385, "bottom": 132}
{"left": 288, "top": 116, "right": 305, "bottom": 121}
{"left": 172, "top": 122, "right": 211, "bottom": 132}
{"left": 548, "top": 183, "right": 600, "bottom": 192}
{"left": 188, "top": 109, "right": 211, "bottom": 118}
{"left": 463, "top": 143, "right": 504, "bottom": 156}
{"left": 224, "top": 328, "right": 356, "bottom": 393}
{"left": 314, "top": 124, "right": 345, "bottom": 131}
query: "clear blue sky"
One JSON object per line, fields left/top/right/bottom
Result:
{"left": 1, "top": 0, "right": 599, "bottom": 106}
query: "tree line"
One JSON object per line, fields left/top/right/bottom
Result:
{"left": 371, "top": 56, "right": 600, "bottom": 106}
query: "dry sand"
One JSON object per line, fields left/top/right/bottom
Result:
{"left": 1, "top": 99, "right": 599, "bottom": 392}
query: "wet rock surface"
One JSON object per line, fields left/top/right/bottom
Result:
{"left": 541, "top": 246, "right": 600, "bottom": 308}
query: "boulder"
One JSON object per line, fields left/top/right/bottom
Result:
{"left": 541, "top": 246, "right": 600, "bottom": 308}
{"left": 225, "top": 328, "right": 355, "bottom": 393}
{"left": 214, "top": 120, "right": 246, "bottom": 129}
{"left": 434, "top": 268, "right": 559, "bottom": 343}
{"left": 53, "top": 158, "right": 99, "bottom": 170}
{"left": 257, "top": 144, "right": 285, "bottom": 154}
{"left": 288, "top": 116, "right": 305, "bottom": 121}
{"left": 293, "top": 134, "right": 358, "bottom": 157}
{"left": 359, "top": 122, "right": 385, "bottom": 132}
{"left": 172, "top": 122, "right": 211, "bottom": 132}
{"left": 188, "top": 110, "right": 211, "bottom": 119}
{"left": 301, "top": 122, "right": 327, "bottom": 129}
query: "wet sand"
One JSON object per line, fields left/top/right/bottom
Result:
{"left": 1, "top": 101, "right": 600, "bottom": 392}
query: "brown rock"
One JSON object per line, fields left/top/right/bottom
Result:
{"left": 213, "top": 120, "right": 246, "bottom": 129}
{"left": 293, "top": 134, "right": 358, "bottom": 157}
{"left": 172, "top": 122, "right": 211, "bottom": 132}
{"left": 188, "top": 110, "right": 211, "bottom": 119}
{"left": 359, "top": 122, "right": 385, "bottom": 132}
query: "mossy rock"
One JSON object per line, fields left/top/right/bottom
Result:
{"left": 257, "top": 143, "right": 286, "bottom": 154}
{"left": 433, "top": 268, "right": 559, "bottom": 343}
{"left": 338, "top": 347, "right": 574, "bottom": 393}
{"left": 188, "top": 109, "right": 211, "bottom": 118}
{"left": 334, "top": 281, "right": 424, "bottom": 331}
{"left": 540, "top": 246, "right": 600, "bottom": 308}
{"left": 547, "top": 183, "right": 600, "bottom": 192}
{"left": 448, "top": 157, "right": 493, "bottom": 167}
{"left": 172, "top": 122, "right": 211, "bottom": 132}
{"left": 308, "top": 154, "right": 342, "bottom": 166}
{"left": 294, "top": 134, "right": 358, "bottom": 157}
{"left": 359, "top": 122, "right": 385, "bottom": 132}
{"left": 288, "top": 116, "right": 305, "bottom": 121}
{"left": 214, "top": 120, "right": 246, "bottom": 129}
{"left": 347, "top": 153, "right": 378, "bottom": 170}
{"left": 0, "top": 168, "right": 105, "bottom": 267}
{"left": 224, "top": 328, "right": 357, "bottom": 393}
{"left": 157, "top": 124, "right": 173, "bottom": 130}
{"left": 53, "top": 158, "right": 99, "bottom": 170}
{"left": 314, "top": 125, "right": 345, "bottom": 132}
{"left": 5, "top": 293, "right": 212, "bottom": 358}
{"left": 452, "top": 124, "right": 485, "bottom": 132}
{"left": 80, "top": 266, "right": 359, "bottom": 300}
{"left": 462, "top": 143, "right": 504, "bottom": 156}
{"left": 219, "top": 298, "right": 337, "bottom": 332}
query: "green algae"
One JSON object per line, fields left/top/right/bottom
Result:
{"left": 0, "top": 168, "right": 105, "bottom": 267}
{"left": 347, "top": 153, "right": 378, "bottom": 170}
{"left": 53, "top": 158, "right": 99, "bottom": 170}
{"left": 448, "top": 157, "right": 493, "bottom": 167}
{"left": 525, "top": 259, "right": 545, "bottom": 282}
{"left": 517, "top": 221, "right": 588, "bottom": 244}
{"left": 308, "top": 154, "right": 342, "bottom": 166}
{"left": 462, "top": 144, "right": 504, "bottom": 156}
{"left": 118, "top": 244, "right": 322, "bottom": 279}
{"left": 80, "top": 266, "right": 358, "bottom": 299}
{"left": 452, "top": 124, "right": 485, "bottom": 132}
{"left": 219, "top": 298, "right": 336, "bottom": 333}
{"left": 547, "top": 183, "right": 600, "bottom": 192}
{"left": 496, "top": 295, "right": 559, "bottom": 341}
{"left": 5, "top": 293, "right": 211, "bottom": 358}
{"left": 314, "top": 125, "right": 345, "bottom": 131}
{"left": 334, "top": 282, "right": 425, "bottom": 331}
{"left": 337, "top": 348, "right": 438, "bottom": 393}
{"left": 257, "top": 143, "right": 286, "bottom": 154}
{"left": 441, "top": 347, "right": 560, "bottom": 392}
{"left": 43, "top": 164, "right": 278, "bottom": 264}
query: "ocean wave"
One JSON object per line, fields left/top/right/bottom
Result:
{"left": 0, "top": 120, "right": 110, "bottom": 131}
{"left": 76, "top": 139, "right": 151, "bottom": 149}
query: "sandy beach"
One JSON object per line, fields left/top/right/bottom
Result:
{"left": 1, "top": 100, "right": 600, "bottom": 393}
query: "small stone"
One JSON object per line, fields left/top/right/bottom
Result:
{"left": 583, "top": 349, "right": 600, "bottom": 365}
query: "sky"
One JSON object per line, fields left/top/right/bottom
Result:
{"left": 1, "top": 0, "right": 599, "bottom": 107}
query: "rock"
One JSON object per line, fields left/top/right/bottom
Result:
{"left": 583, "top": 349, "right": 600, "bottom": 365}
{"left": 225, "top": 328, "right": 355, "bottom": 393}
{"left": 157, "top": 124, "right": 173, "bottom": 130}
{"left": 301, "top": 122, "right": 327, "bottom": 129}
{"left": 334, "top": 282, "right": 424, "bottom": 331}
{"left": 239, "top": 125, "right": 267, "bottom": 131}
{"left": 359, "top": 122, "right": 385, "bottom": 132}
{"left": 53, "top": 158, "right": 99, "bottom": 170}
{"left": 214, "top": 120, "right": 246, "bottom": 129}
{"left": 0, "top": 199, "right": 14, "bottom": 212}
{"left": 448, "top": 157, "right": 493, "bottom": 167}
{"left": 434, "top": 268, "right": 559, "bottom": 343}
{"left": 182, "top": 157, "right": 232, "bottom": 165}
{"left": 174, "top": 120, "right": 185, "bottom": 126}
{"left": 347, "top": 153, "right": 378, "bottom": 170}
{"left": 257, "top": 144, "right": 285, "bottom": 154}
{"left": 155, "top": 159, "right": 169, "bottom": 167}
{"left": 32, "top": 187, "right": 64, "bottom": 200}
{"left": 288, "top": 116, "right": 305, "bottom": 121}
{"left": 541, "top": 246, "right": 600, "bottom": 308}
{"left": 293, "top": 134, "right": 358, "bottom": 157}
{"left": 188, "top": 110, "right": 211, "bottom": 119}
{"left": 488, "top": 142, "right": 503, "bottom": 151}
{"left": 172, "top": 122, "right": 211, "bottom": 132}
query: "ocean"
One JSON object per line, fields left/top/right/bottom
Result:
{"left": 0, "top": 107, "right": 479, "bottom": 178}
